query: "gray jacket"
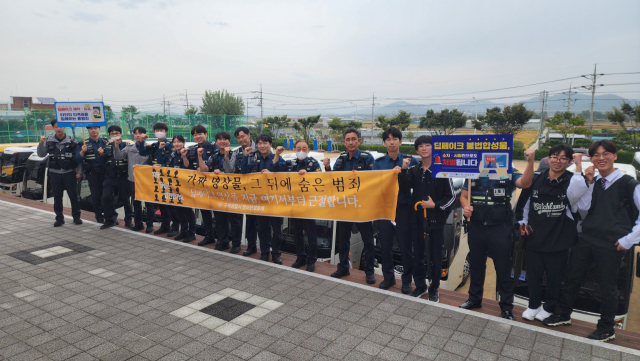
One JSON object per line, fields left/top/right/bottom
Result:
{"left": 223, "top": 140, "right": 256, "bottom": 173}
{"left": 37, "top": 135, "right": 79, "bottom": 174}
{"left": 114, "top": 142, "right": 149, "bottom": 182}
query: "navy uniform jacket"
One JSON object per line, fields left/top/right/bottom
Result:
{"left": 288, "top": 157, "right": 322, "bottom": 172}
{"left": 373, "top": 153, "right": 418, "bottom": 206}
{"left": 241, "top": 152, "right": 286, "bottom": 173}
{"left": 330, "top": 149, "right": 375, "bottom": 171}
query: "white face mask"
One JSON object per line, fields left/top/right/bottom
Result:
{"left": 155, "top": 132, "right": 166, "bottom": 139}
{"left": 296, "top": 151, "right": 308, "bottom": 160}
{"left": 110, "top": 135, "right": 121, "bottom": 141}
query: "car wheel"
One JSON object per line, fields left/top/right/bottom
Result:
{"left": 458, "top": 253, "right": 470, "bottom": 287}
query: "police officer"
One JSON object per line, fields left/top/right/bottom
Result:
{"left": 287, "top": 139, "right": 322, "bottom": 272}
{"left": 459, "top": 148, "right": 535, "bottom": 320}
{"left": 166, "top": 135, "right": 197, "bottom": 242}
{"left": 374, "top": 128, "right": 418, "bottom": 292}
{"left": 101, "top": 126, "right": 133, "bottom": 229}
{"left": 37, "top": 119, "right": 82, "bottom": 226}
{"left": 75, "top": 126, "right": 109, "bottom": 223}
{"left": 322, "top": 128, "right": 377, "bottom": 284}
{"left": 185, "top": 125, "right": 218, "bottom": 246}
{"left": 241, "top": 133, "right": 286, "bottom": 264}
{"left": 147, "top": 122, "right": 173, "bottom": 235}
{"left": 199, "top": 131, "right": 241, "bottom": 253}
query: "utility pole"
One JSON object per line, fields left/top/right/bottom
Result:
{"left": 370, "top": 92, "right": 375, "bottom": 144}
{"left": 566, "top": 84, "right": 572, "bottom": 112}
{"left": 538, "top": 90, "right": 548, "bottom": 147}
{"left": 163, "top": 94, "right": 166, "bottom": 116}
{"left": 185, "top": 89, "right": 189, "bottom": 109}
{"left": 579, "top": 64, "right": 605, "bottom": 138}
{"left": 251, "top": 85, "right": 264, "bottom": 122}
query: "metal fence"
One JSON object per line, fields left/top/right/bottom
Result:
{"left": 0, "top": 110, "right": 249, "bottom": 146}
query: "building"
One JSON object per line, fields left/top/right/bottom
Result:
{"left": 0, "top": 104, "right": 8, "bottom": 110}
{"left": 10, "top": 97, "right": 56, "bottom": 111}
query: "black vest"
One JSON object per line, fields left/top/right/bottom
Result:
{"left": 47, "top": 138, "right": 78, "bottom": 170}
{"left": 285, "top": 157, "right": 320, "bottom": 172}
{"left": 469, "top": 178, "right": 513, "bottom": 225}
{"left": 82, "top": 138, "right": 108, "bottom": 173}
{"left": 187, "top": 143, "right": 217, "bottom": 169}
{"left": 103, "top": 144, "right": 128, "bottom": 178}
{"left": 333, "top": 151, "right": 370, "bottom": 171}
{"left": 581, "top": 174, "right": 639, "bottom": 250}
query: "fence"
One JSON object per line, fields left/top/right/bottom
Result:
{"left": 0, "top": 110, "right": 249, "bottom": 146}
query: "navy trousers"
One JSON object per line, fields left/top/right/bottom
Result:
{"left": 49, "top": 171, "right": 81, "bottom": 221}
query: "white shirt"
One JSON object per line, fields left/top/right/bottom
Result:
{"left": 567, "top": 169, "right": 640, "bottom": 250}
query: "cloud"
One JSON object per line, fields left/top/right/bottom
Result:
{"left": 311, "top": 25, "right": 324, "bottom": 28}
{"left": 209, "top": 21, "right": 230, "bottom": 27}
{"left": 58, "top": 86, "right": 68, "bottom": 90}
{"left": 69, "top": 12, "right": 106, "bottom": 22}
{"left": 294, "top": 73, "right": 311, "bottom": 78}
{"left": 32, "top": 12, "right": 45, "bottom": 18}
{"left": 118, "top": 0, "right": 147, "bottom": 9}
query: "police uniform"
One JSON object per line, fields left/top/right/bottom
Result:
{"left": 205, "top": 150, "right": 238, "bottom": 251}
{"left": 165, "top": 147, "right": 196, "bottom": 242}
{"left": 327, "top": 150, "right": 377, "bottom": 281}
{"left": 102, "top": 141, "right": 133, "bottom": 226}
{"left": 75, "top": 137, "right": 109, "bottom": 223}
{"left": 286, "top": 156, "right": 322, "bottom": 268}
{"left": 374, "top": 153, "right": 418, "bottom": 288}
{"left": 147, "top": 139, "right": 173, "bottom": 232}
{"left": 185, "top": 141, "right": 218, "bottom": 244}
{"left": 241, "top": 151, "right": 286, "bottom": 261}
{"left": 36, "top": 134, "right": 81, "bottom": 224}
{"left": 463, "top": 172, "right": 522, "bottom": 313}
{"left": 228, "top": 142, "right": 258, "bottom": 255}
{"left": 113, "top": 141, "right": 152, "bottom": 230}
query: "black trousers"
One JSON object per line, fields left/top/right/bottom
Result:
{"left": 130, "top": 181, "right": 154, "bottom": 226}
{"left": 337, "top": 221, "right": 375, "bottom": 275}
{"left": 379, "top": 205, "right": 412, "bottom": 282}
{"left": 246, "top": 215, "right": 258, "bottom": 249}
{"left": 201, "top": 210, "right": 214, "bottom": 239}
{"left": 555, "top": 240, "right": 624, "bottom": 332}
{"left": 213, "top": 211, "right": 231, "bottom": 246}
{"left": 257, "top": 216, "right": 282, "bottom": 256}
{"left": 85, "top": 172, "right": 105, "bottom": 222}
{"left": 292, "top": 218, "right": 318, "bottom": 263}
{"left": 229, "top": 213, "right": 242, "bottom": 245}
{"left": 102, "top": 176, "right": 132, "bottom": 223}
{"left": 49, "top": 171, "right": 81, "bottom": 221}
{"left": 156, "top": 204, "right": 172, "bottom": 229}
{"left": 175, "top": 207, "right": 196, "bottom": 236}
{"left": 169, "top": 206, "right": 180, "bottom": 232}
{"left": 467, "top": 222, "right": 514, "bottom": 311}
{"left": 525, "top": 249, "right": 568, "bottom": 312}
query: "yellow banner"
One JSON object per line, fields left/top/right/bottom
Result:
{"left": 133, "top": 165, "right": 399, "bottom": 222}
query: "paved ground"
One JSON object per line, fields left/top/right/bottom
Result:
{"left": 1, "top": 200, "right": 639, "bottom": 361}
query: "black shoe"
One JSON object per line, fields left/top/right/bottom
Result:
{"left": 174, "top": 232, "right": 186, "bottom": 241}
{"left": 501, "top": 310, "right": 514, "bottom": 320}
{"left": 379, "top": 278, "right": 396, "bottom": 290}
{"left": 542, "top": 313, "right": 571, "bottom": 327}
{"left": 230, "top": 246, "right": 241, "bottom": 254}
{"left": 428, "top": 290, "right": 439, "bottom": 303}
{"left": 410, "top": 286, "right": 428, "bottom": 298}
{"left": 587, "top": 328, "right": 615, "bottom": 342}
{"left": 130, "top": 223, "right": 144, "bottom": 231}
{"left": 54, "top": 220, "right": 65, "bottom": 227}
{"left": 125, "top": 221, "right": 134, "bottom": 228}
{"left": 243, "top": 247, "right": 257, "bottom": 256}
{"left": 154, "top": 227, "right": 169, "bottom": 235}
{"left": 183, "top": 234, "right": 196, "bottom": 243}
{"left": 145, "top": 225, "right": 154, "bottom": 233}
{"left": 366, "top": 273, "right": 376, "bottom": 284}
{"left": 259, "top": 253, "right": 269, "bottom": 262}
{"left": 306, "top": 262, "right": 316, "bottom": 272}
{"left": 291, "top": 258, "right": 307, "bottom": 269}
{"left": 459, "top": 300, "right": 482, "bottom": 310}
{"left": 167, "top": 230, "right": 179, "bottom": 237}
{"left": 272, "top": 256, "right": 282, "bottom": 265}
{"left": 100, "top": 222, "right": 115, "bottom": 230}
{"left": 198, "top": 237, "right": 215, "bottom": 246}
{"left": 214, "top": 243, "right": 230, "bottom": 251}
{"left": 331, "top": 268, "right": 350, "bottom": 278}
{"left": 115, "top": 220, "right": 120, "bottom": 225}
{"left": 97, "top": 219, "right": 105, "bottom": 224}
{"left": 401, "top": 284, "right": 412, "bottom": 294}
{"left": 73, "top": 218, "right": 83, "bottom": 225}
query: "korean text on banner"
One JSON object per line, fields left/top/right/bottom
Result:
{"left": 54, "top": 102, "right": 107, "bottom": 127}
{"left": 133, "top": 165, "right": 399, "bottom": 222}
{"left": 431, "top": 134, "right": 513, "bottom": 180}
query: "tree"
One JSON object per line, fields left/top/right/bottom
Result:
{"left": 121, "top": 105, "right": 140, "bottom": 139}
{"left": 545, "top": 112, "right": 593, "bottom": 144}
{"left": 292, "top": 115, "right": 321, "bottom": 142}
{"left": 419, "top": 108, "right": 466, "bottom": 135}
{"left": 185, "top": 105, "right": 198, "bottom": 115}
{"left": 405, "top": 131, "right": 415, "bottom": 142}
{"left": 376, "top": 111, "right": 412, "bottom": 131}
{"left": 259, "top": 115, "right": 290, "bottom": 138}
{"left": 200, "top": 90, "right": 244, "bottom": 115}
{"left": 473, "top": 103, "right": 533, "bottom": 135}
{"left": 328, "top": 117, "right": 362, "bottom": 141}
{"left": 608, "top": 101, "right": 640, "bottom": 149}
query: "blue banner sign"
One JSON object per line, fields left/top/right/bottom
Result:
{"left": 431, "top": 134, "right": 513, "bottom": 180}
{"left": 55, "top": 102, "right": 106, "bottom": 127}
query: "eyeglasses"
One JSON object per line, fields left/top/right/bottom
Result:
{"left": 549, "top": 156, "right": 570, "bottom": 163}
{"left": 591, "top": 152, "right": 613, "bottom": 159}
{"left": 109, "top": 132, "right": 121, "bottom": 136}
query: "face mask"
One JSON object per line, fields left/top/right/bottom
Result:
{"left": 296, "top": 151, "right": 308, "bottom": 160}
{"left": 110, "top": 136, "right": 121, "bottom": 141}
{"left": 155, "top": 132, "right": 166, "bottom": 139}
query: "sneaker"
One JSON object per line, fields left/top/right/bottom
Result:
{"left": 198, "top": 237, "right": 215, "bottom": 246}
{"left": 130, "top": 223, "right": 144, "bottom": 231}
{"left": 167, "top": 230, "right": 179, "bottom": 237}
{"left": 331, "top": 268, "right": 350, "bottom": 278}
{"left": 291, "top": 258, "right": 307, "bottom": 269}
{"left": 259, "top": 253, "right": 269, "bottom": 262}
{"left": 124, "top": 221, "right": 134, "bottom": 228}
{"left": 366, "top": 273, "right": 376, "bottom": 284}
{"left": 401, "top": 284, "right": 412, "bottom": 294}
{"left": 54, "top": 220, "right": 65, "bottom": 227}
{"left": 145, "top": 225, "right": 154, "bottom": 233}
{"left": 410, "top": 286, "right": 428, "bottom": 298}
{"left": 230, "top": 246, "right": 241, "bottom": 254}
{"left": 306, "top": 262, "right": 316, "bottom": 272}
{"left": 459, "top": 300, "right": 482, "bottom": 310}
{"left": 542, "top": 313, "right": 571, "bottom": 327}
{"left": 73, "top": 218, "right": 83, "bottom": 225}
{"left": 154, "top": 227, "right": 170, "bottom": 235}
{"left": 501, "top": 310, "right": 515, "bottom": 320}
{"left": 100, "top": 221, "right": 116, "bottom": 230}
{"left": 243, "top": 247, "right": 257, "bottom": 256}
{"left": 174, "top": 232, "right": 186, "bottom": 241}
{"left": 272, "top": 256, "right": 282, "bottom": 265}
{"left": 428, "top": 290, "right": 439, "bottom": 303}
{"left": 535, "top": 308, "right": 552, "bottom": 322}
{"left": 214, "top": 243, "right": 230, "bottom": 251}
{"left": 587, "top": 328, "right": 616, "bottom": 342}
{"left": 522, "top": 306, "right": 542, "bottom": 321}
{"left": 183, "top": 234, "right": 196, "bottom": 243}
{"left": 379, "top": 279, "right": 396, "bottom": 290}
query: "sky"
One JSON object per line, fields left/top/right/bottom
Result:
{"left": 1, "top": 0, "right": 639, "bottom": 116}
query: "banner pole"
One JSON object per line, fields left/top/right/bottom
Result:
{"left": 466, "top": 179, "right": 471, "bottom": 222}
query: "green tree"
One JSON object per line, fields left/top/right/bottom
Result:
{"left": 292, "top": 115, "right": 321, "bottom": 142}
{"left": 121, "top": 105, "right": 140, "bottom": 139}
{"left": 259, "top": 115, "right": 290, "bottom": 137}
{"left": 200, "top": 90, "right": 244, "bottom": 115}
{"left": 328, "top": 117, "right": 362, "bottom": 141}
{"left": 104, "top": 105, "right": 118, "bottom": 128}
{"left": 608, "top": 101, "right": 640, "bottom": 149}
{"left": 185, "top": 105, "right": 199, "bottom": 115}
{"left": 376, "top": 111, "right": 412, "bottom": 131}
{"left": 545, "top": 112, "right": 593, "bottom": 144}
{"left": 405, "top": 131, "right": 415, "bottom": 142}
{"left": 473, "top": 103, "right": 534, "bottom": 135}
{"left": 419, "top": 108, "right": 466, "bottom": 135}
